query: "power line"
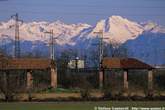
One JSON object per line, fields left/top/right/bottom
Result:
{"left": 93, "top": 30, "right": 109, "bottom": 69}
{"left": 10, "top": 13, "right": 23, "bottom": 58}
{"left": 1, "top": 8, "right": 165, "bottom": 16}
{"left": 1, "top": 1, "right": 165, "bottom": 9}
{"left": 93, "top": 30, "right": 109, "bottom": 89}
{"left": 44, "top": 30, "right": 57, "bottom": 60}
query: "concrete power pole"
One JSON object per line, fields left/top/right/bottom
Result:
{"left": 44, "top": 30, "right": 57, "bottom": 60}
{"left": 94, "top": 30, "right": 108, "bottom": 89}
{"left": 10, "top": 13, "right": 23, "bottom": 58}
{"left": 93, "top": 30, "right": 104, "bottom": 70}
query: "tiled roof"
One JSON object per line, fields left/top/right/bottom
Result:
{"left": 102, "top": 57, "right": 153, "bottom": 69}
{"left": 0, "top": 57, "right": 55, "bottom": 70}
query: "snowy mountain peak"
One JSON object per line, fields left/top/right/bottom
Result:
{"left": 0, "top": 19, "right": 91, "bottom": 44}
{"left": 0, "top": 16, "right": 165, "bottom": 65}
{"left": 141, "top": 21, "right": 165, "bottom": 33}
{"left": 90, "top": 16, "right": 144, "bottom": 43}
{"left": 141, "top": 21, "right": 158, "bottom": 31}
{"left": 0, "top": 15, "right": 164, "bottom": 45}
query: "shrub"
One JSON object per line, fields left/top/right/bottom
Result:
{"left": 79, "top": 77, "right": 92, "bottom": 100}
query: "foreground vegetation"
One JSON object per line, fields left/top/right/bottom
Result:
{"left": 0, "top": 101, "right": 165, "bottom": 110}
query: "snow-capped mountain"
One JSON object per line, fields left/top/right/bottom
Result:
{"left": 0, "top": 19, "right": 91, "bottom": 45}
{"left": 0, "top": 16, "right": 165, "bottom": 66}
{"left": 0, "top": 16, "right": 149, "bottom": 45}
{"left": 90, "top": 16, "right": 144, "bottom": 43}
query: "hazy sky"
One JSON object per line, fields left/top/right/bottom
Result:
{"left": 0, "top": 0, "right": 165, "bottom": 25}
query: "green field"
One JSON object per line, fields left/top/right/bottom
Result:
{"left": 0, "top": 101, "right": 165, "bottom": 110}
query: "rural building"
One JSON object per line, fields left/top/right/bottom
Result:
{"left": 101, "top": 57, "right": 154, "bottom": 95}
{"left": 0, "top": 54, "right": 57, "bottom": 89}
{"left": 68, "top": 59, "right": 85, "bottom": 69}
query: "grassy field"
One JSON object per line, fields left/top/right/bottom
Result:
{"left": 0, "top": 101, "right": 165, "bottom": 110}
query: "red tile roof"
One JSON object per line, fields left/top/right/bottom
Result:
{"left": 0, "top": 57, "right": 55, "bottom": 70}
{"left": 102, "top": 57, "right": 153, "bottom": 69}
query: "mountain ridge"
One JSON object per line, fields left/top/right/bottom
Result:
{"left": 0, "top": 15, "right": 165, "bottom": 66}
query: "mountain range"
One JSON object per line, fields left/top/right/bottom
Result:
{"left": 0, "top": 16, "right": 165, "bottom": 66}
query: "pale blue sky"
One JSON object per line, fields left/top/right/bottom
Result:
{"left": 0, "top": 0, "right": 165, "bottom": 25}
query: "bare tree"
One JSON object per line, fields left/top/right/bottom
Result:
{"left": 0, "top": 71, "right": 25, "bottom": 101}
{"left": 0, "top": 52, "right": 25, "bottom": 101}
{"left": 56, "top": 49, "right": 78, "bottom": 87}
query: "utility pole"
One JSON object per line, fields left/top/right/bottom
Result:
{"left": 44, "top": 30, "right": 58, "bottom": 89}
{"left": 10, "top": 13, "right": 23, "bottom": 58}
{"left": 75, "top": 57, "right": 79, "bottom": 73}
{"left": 44, "top": 30, "right": 57, "bottom": 60}
{"left": 1, "top": 34, "right": 8, "bottom": 54}
{"left": 94, "top": 30, "right": 104, "bottom": 69}
{"left": 93, "top": 30, "right": 108, "bottom": 89}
